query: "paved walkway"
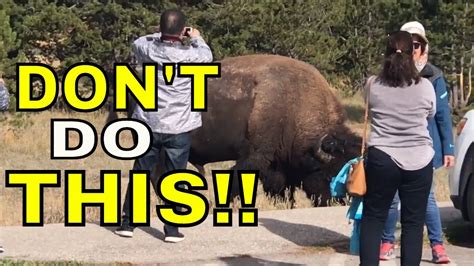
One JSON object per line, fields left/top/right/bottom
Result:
{"left": 1, "top": 202, "right": 472, "bottom": 265}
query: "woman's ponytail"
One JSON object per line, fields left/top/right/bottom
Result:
{"left": 378, "top": 31, "right": 421, "bottom": 87}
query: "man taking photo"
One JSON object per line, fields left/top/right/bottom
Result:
{"left": 115, "top": 9, "right": 213, "bottom": 243}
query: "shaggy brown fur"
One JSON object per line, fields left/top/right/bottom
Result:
{"left": 107, "top": 54, "right": 361, "bottom": 206}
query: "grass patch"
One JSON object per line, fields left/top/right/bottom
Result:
{"left": 340, "top": 93, "right": 366, "bottom": 137}
{"left": 301, "top": 239, "right": 350, "bottom": 254}
{"left": 433, "top": 168, "right": 451, "bottom": 202}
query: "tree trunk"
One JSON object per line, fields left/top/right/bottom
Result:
{"left": 467, "top": 44, "right": 473, "bottom": 106}
{"left": 460, "top": 56, "right": 465, "bottom": 107}
{"left": 451, "top": 44, "right": 459, "bottom": 110}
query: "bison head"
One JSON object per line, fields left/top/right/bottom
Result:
{"left": 300, "top": 129, "right": 361, "bottom": 206}
{"left": 315, "top": 126, "right": 362, "bottom": 162}
{"left": 297, "top": 128, "right": 361, "bottom": 178}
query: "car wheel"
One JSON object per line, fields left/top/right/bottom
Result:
{"left": 468, "top": 174, "right": 474, "bottom": 225}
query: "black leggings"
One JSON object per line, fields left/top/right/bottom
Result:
{"left": 360, "top": 147, "right": 433, "bottom": 266}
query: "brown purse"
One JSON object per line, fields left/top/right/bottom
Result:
{"left": 346, "top": 77, "right": 373, "bottom": 197}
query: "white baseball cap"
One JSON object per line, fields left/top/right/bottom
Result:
{"left": 400, "top": 21, "right": 429, "bottom": 43}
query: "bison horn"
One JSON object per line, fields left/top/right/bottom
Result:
{"left": 313, "top": 133, "right": 335, "bottom": 163}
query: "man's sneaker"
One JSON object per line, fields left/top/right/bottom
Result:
{"left": 114, "top": 220, "right": 134, "bottom": 238}
{"left": 379, "top": 242, "right": 396, "bottom": 261}
{"left": 164, "top": 227, "right": 185, "bottom": 243}
{"left": 164, "top": 232, "right": 185, "bottom": 243}
{"left": 432, "top": 244, "right": 450, "bottom": 264}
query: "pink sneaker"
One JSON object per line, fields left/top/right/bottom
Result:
{"left": 379, "top": 242, "right": 395, "bottom": 261}
{"left": 432, "top": 244, "right": 450, "bottom": 264}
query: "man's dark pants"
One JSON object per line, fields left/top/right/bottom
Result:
{"left": 122, "top": 131, "right": 191, "bottom": 235}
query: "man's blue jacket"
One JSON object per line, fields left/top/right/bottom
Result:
{"left": 422, "top": 63, "right": 454, "bottom": 169}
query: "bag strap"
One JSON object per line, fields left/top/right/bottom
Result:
{"left": 360, "top": 76, "right": 375, "bottom": 156}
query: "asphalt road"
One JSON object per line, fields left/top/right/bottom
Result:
{"left": 1, "top": 202, "right": 472, "bottom": 265}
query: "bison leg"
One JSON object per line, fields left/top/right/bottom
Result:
{"left": 229, "top": 156, "right": 294, "bottom": 210}
{"left": 229, "top": 154, "right": 272, "bottom": 193}
{"left": 263, "top": 170, "right": 296, "bottom": 208}
{"left": 194, "top": 164, "right": 206, "bottom": 177}
{"left": 261, "top": 169, "right": 287, "bottom": 198}
{"left": 301, "top": 172, "right": 331, "bottom": 207}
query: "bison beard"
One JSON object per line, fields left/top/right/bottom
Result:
{"left": 107, "top": 54, "right": 361, "bottom": 207}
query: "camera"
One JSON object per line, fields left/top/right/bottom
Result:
{"left": 184, "top": 27, "right": 193, "bottom": 37}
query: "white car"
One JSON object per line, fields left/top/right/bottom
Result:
{"left": 449, "top": 109, "right": 474, "bottom": 225}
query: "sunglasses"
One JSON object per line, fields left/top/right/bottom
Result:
{"left": 413, "top": 42, "right": 422, "bottom": 50}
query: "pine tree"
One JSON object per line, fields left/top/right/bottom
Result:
{"left": 0, "top": 8, "right": 20, "bottom": 86}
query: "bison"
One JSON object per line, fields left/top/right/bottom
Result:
{"left": 107, "top": 54, "right": 361, "bottom": 206}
